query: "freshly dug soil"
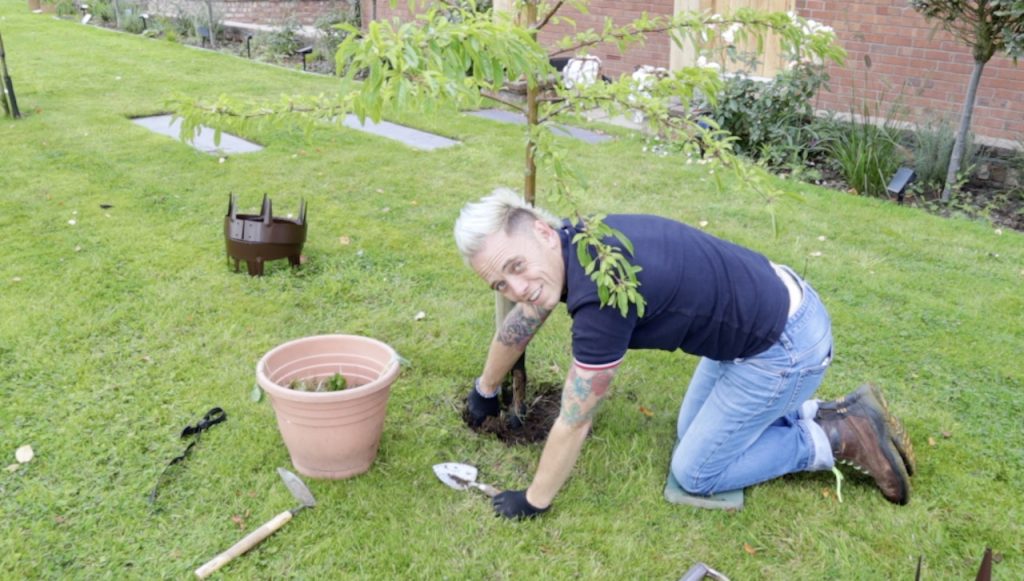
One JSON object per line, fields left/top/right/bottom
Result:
{"left": 462, "top": 383, "right": 562, "bottom": 445}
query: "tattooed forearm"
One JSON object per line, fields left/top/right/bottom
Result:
{"left": 496, "top": 304, "right": 552, "bottom": 349}
{"left": 559, "top": 365, "right": 615, "bottom": 427}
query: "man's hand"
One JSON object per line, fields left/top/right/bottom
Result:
{"left": 467, "top": 378, "right": 500, "bottom": 427}
{"left": 492, "top": 489, "right": 549, "bottom": 520}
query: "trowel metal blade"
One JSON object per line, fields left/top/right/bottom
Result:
{"left": 432, "top": 462, "right": 478, "bottom": 491}
{"left": 277, "top": 467, "right": 317, "bottom": 508}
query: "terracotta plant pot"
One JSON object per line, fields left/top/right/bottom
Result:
{"left": 257, "top": 334, "right": 400, "bottom": 479}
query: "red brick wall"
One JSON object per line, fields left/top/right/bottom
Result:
{"left": 535, "top": 0, "right": 675, "bottom": 78}
{"left": 360, "top": 0, "right": 675, "bottom": 78}
{"left": 362, "top": 0, "right": 1024, "bottom": 142}
{"left": 797, "top": 0, "right": 1024, "bottom": 143}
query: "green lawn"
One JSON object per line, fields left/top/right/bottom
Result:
{"left": 1, "top": 4, "right": 1022, "bottom": 578}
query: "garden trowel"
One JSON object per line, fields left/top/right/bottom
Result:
{"left": 433, "top": 462, "right": 501, "bottom": 497}
{"left": 194, "top": 467, "right": 316, "bottom": 579}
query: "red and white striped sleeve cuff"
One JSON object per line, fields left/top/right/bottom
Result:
{"left": 573, "top": 357, "right": 624, "bottom": 372}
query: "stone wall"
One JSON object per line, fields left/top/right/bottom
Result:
{"left": 146, "top": 0, "right": 357, "bottom": 27}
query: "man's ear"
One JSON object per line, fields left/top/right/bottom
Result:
{"left": 533, "top": 219, "right": 558, "bottom": 247}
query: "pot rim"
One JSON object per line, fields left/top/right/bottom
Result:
{"left": 256, "top": 334, "right": 400, "bottom": 402}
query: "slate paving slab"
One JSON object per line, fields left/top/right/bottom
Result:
{"left": 131, "top": 114, "right": 263, "bottom": 155}
{"left": 340, "top": 115, "right": 460, "bottom": 151}
{"left": 467, "top": 109, "right": 613, "bottom": 144}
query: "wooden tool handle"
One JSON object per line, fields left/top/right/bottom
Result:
{"left": 475, "top": 482, "right": 501, "bottom": 498}
{"left": 195, "top": 510, "right": 293, "bottom": 578}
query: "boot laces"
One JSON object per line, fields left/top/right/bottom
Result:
{"left": 831, "top": 466, "right": 845, "bottom": 503}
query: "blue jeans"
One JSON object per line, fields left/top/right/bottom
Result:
{"left": 670, "top": 266, "right": 834, "bottom": 495}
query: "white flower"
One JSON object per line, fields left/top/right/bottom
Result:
{"left": 722, "top": 23, "right": 742, "bottom": 45}
{"left": 68, "top": 219, "right": 76, "bottom": 226}
{"left": 695, "top": 56, "right": 721, "bottom": 72}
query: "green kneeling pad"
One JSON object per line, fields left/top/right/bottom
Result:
{"left": 664, "top": 471, "right": 744, "bottom": 510}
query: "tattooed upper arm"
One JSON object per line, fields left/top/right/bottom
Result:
{"left": 559, "top": 362, "right": 619, "bottom": 427}
{"left": 496, "top": 304, "right": 552, "bottom": 349}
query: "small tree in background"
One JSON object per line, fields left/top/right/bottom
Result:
{"left": 910, "top": 0, "right": 1024, "bottom": 202}
{"left": 175, "top": 0, "right": 841, "bottom": 425}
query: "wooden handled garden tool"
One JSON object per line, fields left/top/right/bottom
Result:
{"left": 194, "top": 467, "right": 316, "bottom": 579}
{"left": 432, "top": 462, "right": 502, "bottom": 497}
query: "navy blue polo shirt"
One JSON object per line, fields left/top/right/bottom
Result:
{"left": 559, "top": 215, "right": 789, "bottom": 366}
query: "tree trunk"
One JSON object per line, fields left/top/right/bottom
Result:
{"left": 942, "top": 58, "right": 986, "bottom": 202}
{"left": 112, "top": 0, "right": 122, "bottom": 29}
{"left": 523, "top": 0, "right": 539, "bottom": 206}
{"left": 206, "top": 0, "right": 218, "bottom": 49}
{"left": 495, "top": 294, "right": 527, "bottom": 426}
{"left": 504, "top": 1, "right": 540, "bottom": 427}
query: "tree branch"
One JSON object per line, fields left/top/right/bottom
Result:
{"left": 549, "top": 22, "right": 679, "bottom": 57}
{"left": 535, "top": 1, "right": 565, "bottom": 31}
{"left": 480, "top": 90, "right": 528, "bottom": 114}
{"left": 537, "top": 101, "right": 574, "bottom": 123}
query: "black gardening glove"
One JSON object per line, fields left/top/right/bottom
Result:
{"left": 492, "top": 489, "right": 550, "bottom": 520}
{"left": 467, "top": 378, "right": 500, "bottom": 427}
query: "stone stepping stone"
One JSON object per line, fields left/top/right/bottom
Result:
{"left": 467, "top": 109, "right": 613, "bottom": 144}
{"left": 131, "top": 114, "right": 263, "bottom": 155}
{"left": 341, "top": 115, "right": 460, "bottom": 151}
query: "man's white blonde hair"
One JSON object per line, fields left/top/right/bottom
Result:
{"left": 454, "top": 188, "right": 561, "bottom": 263}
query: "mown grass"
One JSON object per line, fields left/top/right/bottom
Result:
{"left": 1, "top": 4, "right": 1022, "bottom": 579}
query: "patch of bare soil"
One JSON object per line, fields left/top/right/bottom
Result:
{"left": 462, "top": 383, "right": 562, "bottom": 446}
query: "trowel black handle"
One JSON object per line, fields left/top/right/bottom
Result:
{"left": 194, "top": 510, "right": 293, "bottom": 578}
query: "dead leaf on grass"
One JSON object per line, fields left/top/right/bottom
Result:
{"left": 638, "top": 406, "right": 654, "bottom": 418}
{"left": 928, "top": 437, "right": 937, "bottom": 447}
{"left": 941, "top": 431, "right": 952, "bottom": 439}
{"left": 6, "top": 464, "right": 19, "bottom": 473}
{"left": 338, "top": 236, "right": 351, "bottom": 245}
{"left": 230, "top": 514, "right": 246, "bottom": 530}
{"left": 15, "top": 445, "right": 34, "bottom": 463}
{"left": 743, "top": 543, "right": 758, "bottom": 556}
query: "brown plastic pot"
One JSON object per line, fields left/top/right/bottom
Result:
{"left": 257, "top": 334, "right": 400, "bottom": 479}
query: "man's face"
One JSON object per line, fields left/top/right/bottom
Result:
{"left": 469, "top": 219, "right": 565, "bottom": 309}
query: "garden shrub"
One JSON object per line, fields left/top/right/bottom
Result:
{"left": 709, "top": 63, "right": 829, "bottom": 168}
{"left": 254, "top": 20, "right": 303, "bottom": 63}
{"left": 819, "top": 106, "right": 905, "bottom": 198}
{"left": 314, "top": 9, "right": 360, "bottom": 72}
{"left": 91, "top": 0, "right": 116, "bottom": 24}
{"left": 911, "top": 117, "right": 978, "bottom": 197}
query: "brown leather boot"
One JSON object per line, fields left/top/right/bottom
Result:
{"left": 815, "top": 393, "right": 912, "bottom": 505}
{"left": 819, "top": 383, "right": 916, "bottom": 476}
